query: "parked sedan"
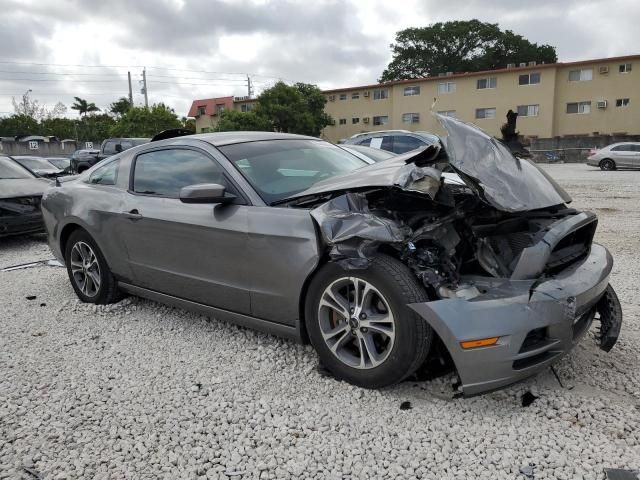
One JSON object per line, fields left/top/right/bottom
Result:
{"left": 587, "top": 142, "right": 640, "bottom": 170}
{"left": 0, "top": 156, "right": 50, "bottom": 237}
{"left": 343, "top": 130, "right": 440, "bottom": 154}
{"left": 12, "top": 155, "right": 63, "bottom": 178}
{"left": 41, "top": 117, "right": 622, "bottom": 395}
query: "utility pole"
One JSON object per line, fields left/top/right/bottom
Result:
{"left": 247, "top": 75, "right": 254, "bottom": 98}
{"left": 127, "top": 71, "right": 133, "bottom": 106}
{"left": 141, "top": 68, "right": 149, "bottom": 108}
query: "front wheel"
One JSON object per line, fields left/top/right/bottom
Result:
{"left": 600, "top": 158, "right": 616, "bottom": 171}
{"left": 64, "top": 229, "right": 121, "bottom": 304}
{"left": 305, "top": 255, "right": 432, "bottom": 388}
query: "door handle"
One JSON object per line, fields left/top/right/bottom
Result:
{"left": 122, "top": 209, "right": 143, "bottom": 220}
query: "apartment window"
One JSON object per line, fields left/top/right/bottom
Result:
{"left": 373, "top": 89, "right": 389, "bottom": 100}
{"left": 438, "top": 82, "right": 456, "bottom": 94}
{"left": 339, "top": 118, "right": 347, "bottom": 125}
{"left": 566, "top": 101, "right": 591, "bottom": 114}
{"left": 475, "top": 108, "right": 496, "bottom": 119}
{"left": 215, "top": 104, "right": 225, "bottom": 114}
{"left": 518, "top": 72, "right": 541, "bottom": 85}
{"left": 197, "top": 106, "right": 206, "bottom": 116}
{"left": 373, "top": 116, "right": 389, "bottom": 125}
{"left": 352, "top": 117, "right": 360, "bottom": 124}
{"left": 619, "top": 63, "right": 632, "bottom": 73}
{"left": 476, "top": 77, "right": 497, "bottom": 89}
{"left": 517, "top": 104, "right": 539, "bottom": 117}
{"left": 352, "top": 92, "right": 360, "bottom": 99}
{"left": 403, "top": 86, "right": 421, "bottom": 96}
{"left": 339, "top": 93, "right": 347, "bottom": 101}
{"left": 240, "top": 104, "right": 253, "bottom": 112}
{"left": 402, "top": 113, "right": 420, "bottom": 124}
{"left": 616, "top": 98, "right": 630, "bottom": 107}
{"left": 437, "top": 110, "right": 457, "bottom": 117}
{"left": 568, "top": 69, "right": 593, "bottom": 81}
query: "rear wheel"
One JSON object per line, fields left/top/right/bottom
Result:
{"left": 64, "top": 229, "right": 121, "bottom": 304}
{"left": 600, "top": 158, "right": 616, "bottom": 171}
{"left": 306, "top": 254, "right": 432, "bottom": 388}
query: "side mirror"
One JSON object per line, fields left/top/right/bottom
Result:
{"left": 179, "top": 183, "right": 236, "bottom": 204}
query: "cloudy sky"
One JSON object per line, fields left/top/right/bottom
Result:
{"left": 0, "top": 0, "right": 638, "bottom": 118}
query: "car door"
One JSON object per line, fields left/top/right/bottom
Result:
{"left": 633, "top": 145, "right": 640, "bottom": 168}
{"left": 118, "top": 146, "right": 252, "bottom": 314}
{"left": 610, "top": 144, "right": 635, "bottom": 167}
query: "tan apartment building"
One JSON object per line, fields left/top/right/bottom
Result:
{"left": 188, "top": 95, "right": 256, "bottom": 133}
{"left": 321, "top": 54, "right": 639, "bottom": 143}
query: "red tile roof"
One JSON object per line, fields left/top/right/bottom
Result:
{"left": 187, "top": 96, "right": 234, "bottom": 117}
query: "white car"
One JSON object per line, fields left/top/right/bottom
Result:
{"left": 587, "top": 142, "right": 640, "bottom": 170}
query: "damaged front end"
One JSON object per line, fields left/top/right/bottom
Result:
{"left": 282, "top": 114, "right": 622, "bottom": 396}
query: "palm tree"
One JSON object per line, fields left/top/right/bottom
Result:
{"left": 71, "top": 97, "right": 100, "bottom": 117}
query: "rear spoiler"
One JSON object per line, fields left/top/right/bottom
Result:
{"left": 151, "top": 128, "right": 194, "bottom": 142}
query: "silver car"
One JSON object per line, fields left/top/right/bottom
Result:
{"left": 587, "top": 142, "right": 640, "bottom": 170}
{"left": 41, "top": 116, "right": 622, "bottom": 395}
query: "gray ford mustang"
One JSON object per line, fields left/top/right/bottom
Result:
{"left": 41, "top": 115, "right": 622, "bottom": 395}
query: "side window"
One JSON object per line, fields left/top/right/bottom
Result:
{"left": 356, "top": 138, "right": 371, "bottom": 147}
{"left": 380, "top": 136, "right": 394, "bottom": 152}
{"left": 133, "top": 149, "right": 234, "bottom": 197}
{"left": 611, "top": 145, "right": 633, "bottom": 152}
{"left": 393, "top": 136, "right": 425, "bottom": 154}
{"left": 89, "top": 159, "right": 120, "bottom": 185}
{"left": 120, "top": 141, "right": 133, "bottom": 150}
{"left": 102, "top": 141, "right": 117, "bottom": 155}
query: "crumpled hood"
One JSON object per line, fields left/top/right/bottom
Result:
{"left": 436, "top": 113, "right": 571, "bottom": 212}
{"left": 0, "top": 178, "right": 50, "bottom": 199}
{"left": 280, "top": 153, "right": 442, "bottom": 202}
{"left": 284, "top": 114, "right": 571, "bottom": 212}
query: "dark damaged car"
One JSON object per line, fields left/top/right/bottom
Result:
{"left": 40, "top": 115, "right": 622, "bottom": 395}
{"left": 1, "top": 156, "right": 50, "bottom": 237}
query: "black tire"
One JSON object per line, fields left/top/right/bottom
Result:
{"left": 305, "top": 254, "right": 432, "bottom": 388}
{"left": 600, "top": 158, "right": 616, "bottom": 171}
{"left": 64, "top": 229, "right": 121, "bottom": 304}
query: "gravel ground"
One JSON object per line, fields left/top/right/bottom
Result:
{"left": 1, "top": 163, "right": 639, "bottom": 480}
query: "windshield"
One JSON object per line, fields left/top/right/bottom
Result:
{"left": 344, "top": 145, "right": 397, "bottom": 162}
{"left": 219, "top": 139, "right": 368, "bottom": 204}
{"left": 436, "top": 113, "right": 572, "bottom": 212}
{"left": 14, "top": 156, "right": 56, "bottom": 171}
{"left": 0, "top": 157, "right": 34, "bottom": 179}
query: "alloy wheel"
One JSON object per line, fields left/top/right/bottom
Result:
{"left": 317, "top": 277, "right": 396, "bottom": 369}
{"left": 70, "top": 241, "right": 101, "bottom": 297}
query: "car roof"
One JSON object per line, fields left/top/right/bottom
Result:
{"left": 177, "top": 131, "right": 320, "bottom": 147}
{"left": 605, "top": 142, "right": 640, "bottom": 147}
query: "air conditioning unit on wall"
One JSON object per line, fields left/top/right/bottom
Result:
{"left": 597, "top": 100, "right": 608, "bottom": 109}
{"left": 363, "top": 117, "right": 370, "bottom": 124}
{"left": 363, "top": 91, "right": 370, "bottom": 97}
{"left": 599, "top": 66, "right": 609, "bottom": 74}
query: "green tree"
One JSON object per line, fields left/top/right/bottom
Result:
{"left": 40, "top": 117, "right": 77, "bottom": 140}
{"left": 71, "top": 97, "right": 100, "bottom": 117}
{"left": 109, "top": 97, "right": 132, "bottom": 117}
{"left": 214, "top": 110, "right": 273, "bottom": 132}
{"left": 380, "top": 20, "right": 557, "bottom": 81}
{"left": 0, "top": 114, "right": 41, "bottom": 137}
{"left": 109, "top": 103, "right": 182, "bottom": 137}
{"left": 75, "top": 114, "right": 117, "bottom": 142}
{"left": 255, "top": 82, "right": 331, "bottom": 136}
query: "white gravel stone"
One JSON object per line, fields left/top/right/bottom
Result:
{"left": 1, "top": 164, "right": 639, "bottom": 479}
